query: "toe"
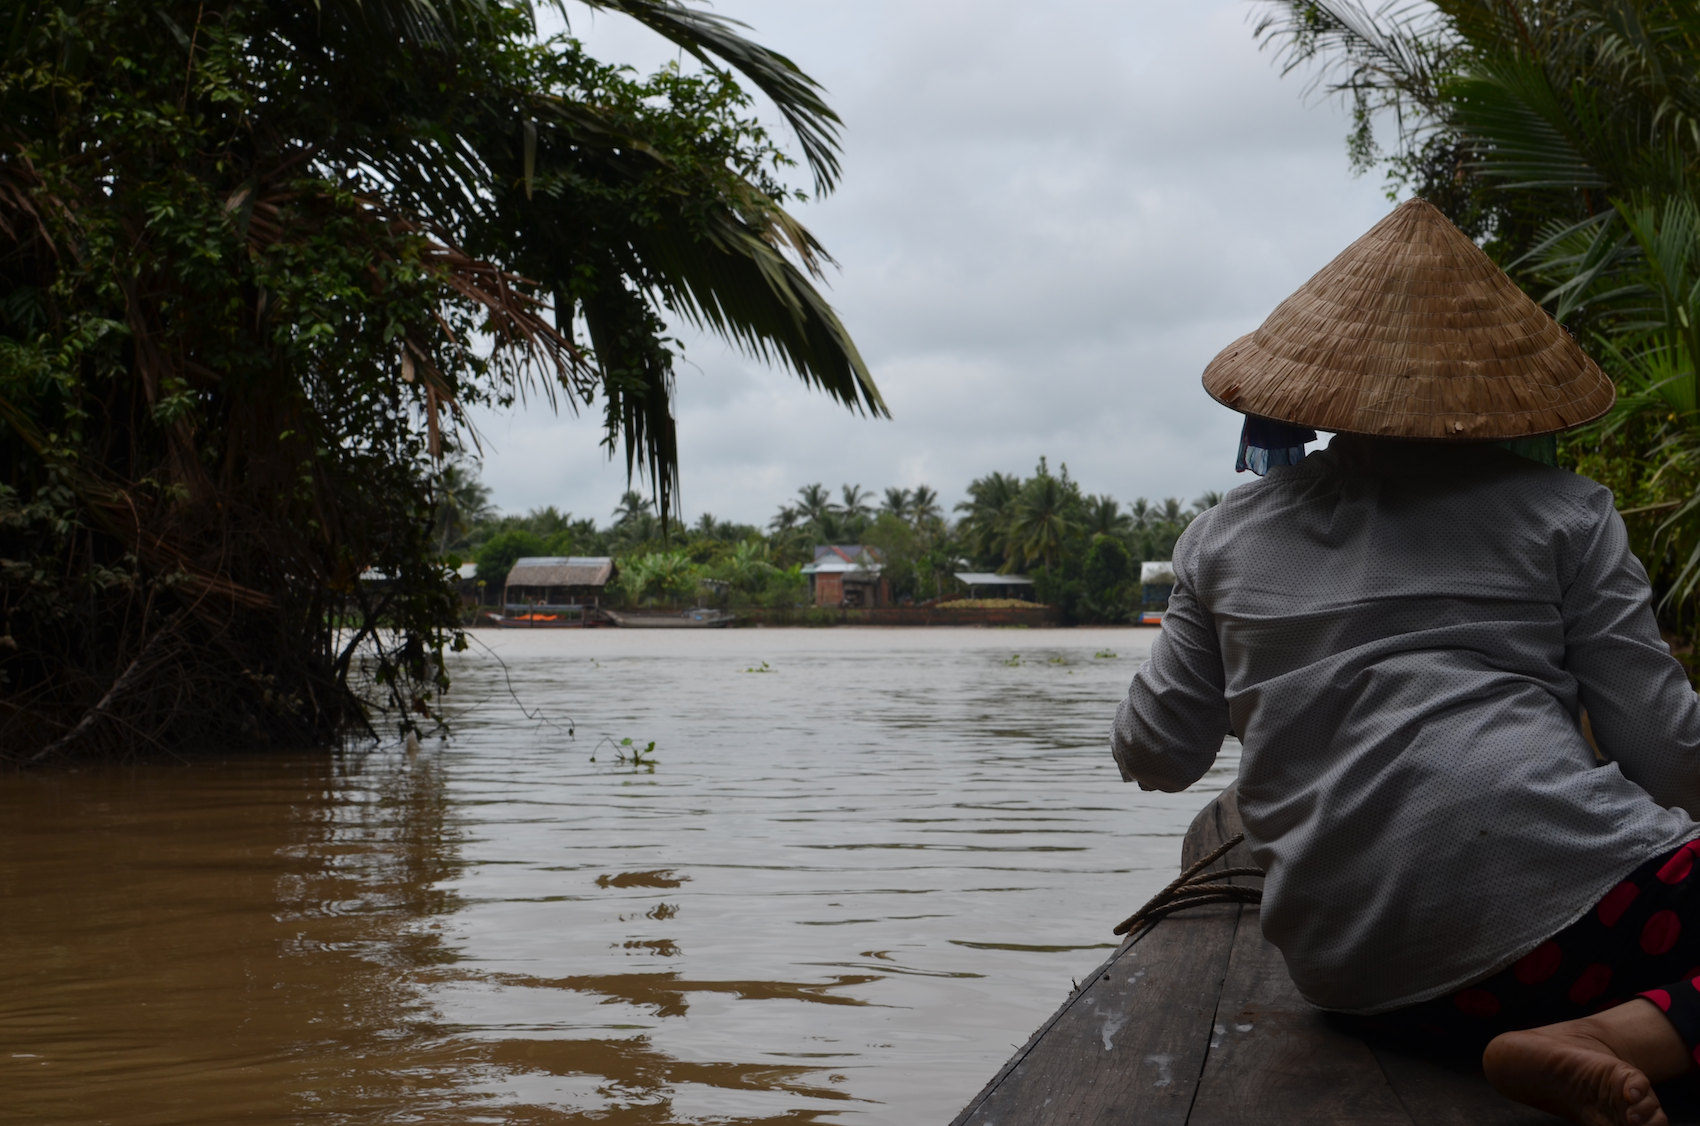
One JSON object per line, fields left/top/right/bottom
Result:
{"left": 1620, "top": 1068, "right": 1666, "bottom": 1126}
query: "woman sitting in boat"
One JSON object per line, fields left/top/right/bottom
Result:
{"left": 1114, "top": 199, "right": 1700, "bottom": 1126}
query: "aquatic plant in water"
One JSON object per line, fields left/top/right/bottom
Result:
{"left": 591, "top": 736, "right": 658, "bottom": 771}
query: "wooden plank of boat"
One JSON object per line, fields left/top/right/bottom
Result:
{"left": 948, "top": 786, "right": 1618, "bottom": 1125}
{"left": 603, "top": 608, "right": 734, "bottom": 628}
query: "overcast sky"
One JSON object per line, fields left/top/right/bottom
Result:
{"left": 468, "top": 0, "right": 1395, "bottom": 528}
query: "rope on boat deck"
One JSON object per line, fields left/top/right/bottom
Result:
{"left": 1112, "top": 832, "right": 1265, "bottom": 937}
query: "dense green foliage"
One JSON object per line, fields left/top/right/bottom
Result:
{"left": 0, "top": 0, "right": 879, "bottom": 762}
{"left": 1257, "top": 0, "right": 1700, "bottom": 649}
{"left": 456, "top": 466, "right": 1217, "bottom": 620}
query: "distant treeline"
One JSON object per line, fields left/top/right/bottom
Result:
{"left": 436, "top": 460, "right": 1219, "bottom": 623}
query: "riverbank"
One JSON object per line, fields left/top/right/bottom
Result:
{"left": 474, "top": 604, "right": 1112, "bottom": 628}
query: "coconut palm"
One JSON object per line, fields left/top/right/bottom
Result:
{"left": 881, "top": 487, "right": 912, "bottom": 519}
{"left": 840, "top": 484, "right": 875, "bottom": 522}
{"left": 955, "top": 471, "right": 1023, "bottom": 565}
{"left": 909, "top": 485, "right": 944, "bottom": 525}
{"left": 431, "top": 460, "right": 496, "bottom": 554}
{"left": 795, "top": 483, "right": 837, "bottom": 526}
{"left": 1083, "top": 495, "right": 1133, "bottom": 538}
{"left": 613, "top": 491, "right": 654, "bottom": 526}
{"left": 1253, "top": 1, "right": 1700, "bottom": 262}
{"left": 1007, "top": 474, "right": 1077, "bottom": 572}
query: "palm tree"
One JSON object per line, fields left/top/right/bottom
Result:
{"left": 812, "top": 510, "right": 848, "bottom": 544}
{"left": 881, "top": 487, "right": 912, "bottom": 519}
{"left": 795, "top": 483, "right": 837, "bottom": 526}
{"left": 430, "top": 460, "right": 496, "bottom": 554}
{"left": 769, "top": 504, "right": 801, "bottom": 533}
{"left": 526, "top": 506, "right": 572, "bottom": 537}
{"left": 910, "top": 485, "right": 943, "bottom": 525}
{"left": 1008, "top": 475, "right": 1076, "bottom": 572}
{"left": 1082, "top": 495, "right": 1133, "bottom": 538}
{"left": 1253, "top": 1, "right": 1700, "bottom": 263}
{"left": 1129, "top": 497, "right": 1153, "bottom": 531}
{"left": 840, "top": 484, "right": 874, "bottom": 522}
{"left": 613, "top": 491, "right": 654, "bottom": 526}
{"left": 955, "top": 471, "right": 1023, "bottom": 566}
{"left": 1192, "top": 491, "right": 1223, "bottom": 515}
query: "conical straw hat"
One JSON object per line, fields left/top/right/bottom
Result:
{"left": 1201, "top": 198, "right": 1614, "bottom": 440}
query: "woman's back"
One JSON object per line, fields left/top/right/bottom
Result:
{"left": 1114, "top": 436, "right": 1700, "bottom": 1013}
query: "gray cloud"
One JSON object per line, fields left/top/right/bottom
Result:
{"left": 471, "top": 0, "right": 1393, "bottom": 526}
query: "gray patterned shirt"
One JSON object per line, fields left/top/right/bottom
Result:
{"left": 1112, "top": 436, "right": 1700, "bottom": 1014}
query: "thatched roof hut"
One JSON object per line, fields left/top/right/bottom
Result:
{"left": 503, "top": 557, "right": 616, "bottom": 609}
{"left": 505, "top": 557, "right": 615, "bottom": 589}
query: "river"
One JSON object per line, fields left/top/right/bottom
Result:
{"left": 0, "top": 627, "right": 1239, "bottom": 1125}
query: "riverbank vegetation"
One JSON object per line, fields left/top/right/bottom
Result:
{"left": 0, "top": 0, "right": 880, "bottom": 763}
{"left": 1256, "top": 0, "right": 1700, "bottom": 653}
{"left": 456, "top": 460, "right": 1219, "bottom": 623}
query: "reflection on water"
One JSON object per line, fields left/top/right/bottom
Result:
{"left": 0, "top": 628, "right": 1236, "bottom": 1124}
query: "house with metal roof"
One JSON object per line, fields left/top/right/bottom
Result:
{"left": 952, "top": 572, "right": 1036, "bottom": 601}
{"left": 800, "top": 545, "right": 888, "bottom": 608}
{"left": 503, "top": 557, "right": 616, "bottom": 611}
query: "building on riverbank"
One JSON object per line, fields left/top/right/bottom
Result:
{"left": 802, "top": 545, "right": 888, "bottom": 608}
{"left": 503, "top": 557, "right": 616, "bottom": 611}
{"left": 952, "top": 572, "right": 1036, "bottom": 602}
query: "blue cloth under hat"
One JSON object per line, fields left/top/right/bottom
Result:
{"left": 1235, "top": 415, "right": 1317, "bottom": 475}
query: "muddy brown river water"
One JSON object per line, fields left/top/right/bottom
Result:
{"left": 0, "top": 627, "right": 1238, "bottom": 1125}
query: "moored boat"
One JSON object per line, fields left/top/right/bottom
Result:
{"left": 602, "top": 608, "right": 735, "bottom": 629}
{"left": 490, "top": 603, "right": 602, "bottom": 628}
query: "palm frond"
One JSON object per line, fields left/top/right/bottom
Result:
{"left": 303, "top": 0, "right": 498, "bottom": 46}
{"left": 633, "top": 206, "right": 884, "bottom": 417}
{"left": 568, "top": 0, "right": 843, "bottom": 194}
{"left": 1448, "top": 58, "right": 1609, "bottom": 189}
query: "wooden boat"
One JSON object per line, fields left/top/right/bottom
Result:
{"left": 490, "top": 605, "right": 600, "bottom": 628}
{"left": 951, "top": 786, "right": 1700, "bottom": 1125}
{"left": 602, "top": 608, "right": 735, "bottom": 629}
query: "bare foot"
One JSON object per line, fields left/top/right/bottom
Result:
{"left": 1485, "top": 1024, "right": 1668, "bottom": 1126}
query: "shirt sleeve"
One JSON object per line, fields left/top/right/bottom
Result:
{"left": 1112, "top": 531, "right": 1232, "bottom": 792}
{"left": 1564, "top": 494, "right": 1700, "bottom": 814}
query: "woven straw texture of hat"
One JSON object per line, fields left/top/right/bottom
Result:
{"left": 1201, "top": 198, "right": 1614, "bottom": 439}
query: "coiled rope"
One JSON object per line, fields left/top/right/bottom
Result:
{"left": 1112, "top": 832, "right": 1265, "bottom": 937}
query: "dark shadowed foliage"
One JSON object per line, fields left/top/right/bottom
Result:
{"left": 1255, "top": 0, "right": 1700, "bottom": 657}
{"left": 0, "top": 0, "right": 879, "bottom": 763}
